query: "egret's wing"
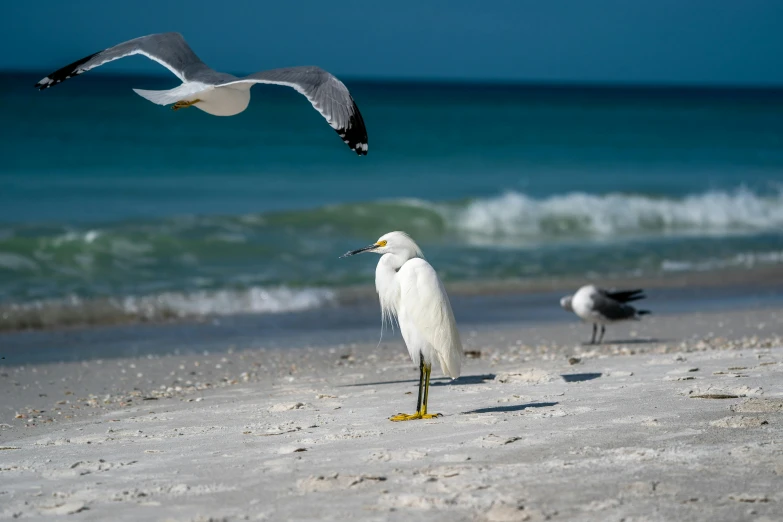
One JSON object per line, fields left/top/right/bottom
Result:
{"left": 398, "top": 259, "right": 462, "bottom": 378}
{"left": 219, "top": 67, "right": 368, "bottom": 155}
{"left": 34, "top": 32, "right": 227, "bottom": 90}
{"left": 591, "top": 292, "right": 638, "bottom": 321}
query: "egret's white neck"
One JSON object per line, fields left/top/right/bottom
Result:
{"left": 375, "top": 253, "right": 405, "bottom": 324}
{"left": 378, "top": 252, "right": 409, "bottom": 272}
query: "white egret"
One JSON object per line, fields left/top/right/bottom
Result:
{"left": 341, "top": 231, "right": 462, "bottom": 421}
{"left": 34, "top": 32, "right": 368, "bottom": 155}
{"left": 560, "top": 285, "right": 650, "bottom": 344}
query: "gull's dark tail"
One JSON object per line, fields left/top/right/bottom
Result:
{"left": 636, "top": 310, "right": 651, "bottom": 316}
{"left": 607, "top": 289, "right": 646, "bottom": 303}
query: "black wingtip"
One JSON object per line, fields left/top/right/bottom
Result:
{"left": 339, "top": 97, "right": 368, "bottom": 156}
{"left": 637, "top": 310, "right": 651, "bottom": 316}
{"left": 34, "top": 78, "right": 52, "bottom": 90}
{"left": 34, "top": 51, "right": 99, "bottom": 91}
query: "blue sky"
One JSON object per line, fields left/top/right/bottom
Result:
{"left": 4, "top": 0, "right": 783, "bottom": 85}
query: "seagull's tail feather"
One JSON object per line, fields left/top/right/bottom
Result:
{"left": 133, "top": 83, "right": 209, "bottom": 106}
{"left": 622, "top": 293, "right": 647, "bottom": 303}
{"left": 132, "top": 88, "right": 183, "bottom": 106}
{"left": 607, "top": 289, "right": 646, "bottom": 303}
{"left": 636, "top": 310, "right": 651, "bottom": 316}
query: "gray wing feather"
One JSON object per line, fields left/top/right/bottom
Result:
{"left": 592, "top": 292, "right": 639, "bottom": 321}
{"left": 220, "top": 66, "right": 368, "bottom": 155}
{"left": 35, "top": 33, "right": 232, "bottom": 89}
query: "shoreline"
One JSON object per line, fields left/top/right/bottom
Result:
{"left": 2, "top": 264, "right": 783, "bottom": 334}
{"left": 3, "top": 305, "right": 782, "bottom": 427}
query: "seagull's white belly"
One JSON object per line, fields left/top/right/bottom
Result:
{"left": 571, "top": 288, "right": 603, "bottom": 324}
{"left": 194, "top": 85, "right": 251, "bottom": 116}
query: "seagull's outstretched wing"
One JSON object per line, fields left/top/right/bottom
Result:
{"left": 34, "top": 32, "right": 221, "bottom": 90}
{"left": 220, "top": 67, "right": 368, "bottom": 155}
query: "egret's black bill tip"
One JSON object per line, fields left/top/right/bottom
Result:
{"left": 340, "top": 244, "right": 376, "bottom": 258}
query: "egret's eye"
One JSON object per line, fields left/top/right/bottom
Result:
{"left": 376, "top": 240, "right": 387, "bottom": 247}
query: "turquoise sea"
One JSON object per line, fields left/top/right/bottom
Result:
{"left": 1, "top": 73, "right": 782, "bottom": 329}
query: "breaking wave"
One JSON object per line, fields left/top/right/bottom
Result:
{"left": 1, "top": 187, "right": 782, "bottom": 330}
{"left": 447, "top": 188, "right": 783, "bottom": 240}
{"left": 662, "top": 250, "right": 783, "bottom": 273}
{"left": 1, "top": 189, "right": 781, "bottom": 268}
{"left": 0, "top": 286, "right": 336, "bottom": 331}
{"left": 247, "top": 187, "right": 783, "bottom": 241}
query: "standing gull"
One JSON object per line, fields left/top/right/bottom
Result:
{"left": 34, "top": 32, "right": 368, "bottom": 155}
{"left": 341, "top": 231, "right": 462, "bottom": 421}
{"left": 560, "top": 285, "right": 650, "bottom": 344}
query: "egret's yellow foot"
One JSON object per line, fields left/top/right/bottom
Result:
{"left": 389, "top": 412, "right": 441, "bottom": 422}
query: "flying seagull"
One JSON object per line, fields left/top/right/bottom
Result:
{"left": 34, "top": 32, "right": 368, "bottom": 155}
{"left": 560, "top": 285, "right": 650, "bottom": 344}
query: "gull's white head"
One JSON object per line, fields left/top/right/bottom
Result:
{"left": 560, "top": 295, "right": 574, "bottom": 312}
{"left": 340, "top": 231, "right": 423, "bottom": 261}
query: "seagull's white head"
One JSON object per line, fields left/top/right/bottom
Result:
{"left": 340, "top": 231, "right": 423, "bottom": 261}
{"left": 560, "top": 295, "right": 574, "bottom": 312}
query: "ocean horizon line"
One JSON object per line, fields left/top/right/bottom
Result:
{"left": 4, "top": 69, "right": 783, "bottom": 93}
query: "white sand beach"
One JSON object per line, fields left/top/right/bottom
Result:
{"left": 1, "top": 307, "right": 782, "bottom": 521}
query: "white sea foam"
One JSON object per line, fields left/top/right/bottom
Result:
{"left": 50, "top": 230, "right": 102, "bottom": 246}
{"left": 662, "top": 251, "right": 783, "bottom": 272}
{"left": 121, "top": 286, "right": 336, "bottom": 318}
{"left": 0, "top": 286, "right": 337, "bottom": 330}
{"left": 443, "top": 188, "right": 783, "bottom": 240}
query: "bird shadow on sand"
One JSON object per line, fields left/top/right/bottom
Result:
{"left": 561, "top": 372, "right": 602, "bottom": 383}
{"left": 432, "top": 374, "right": 496, "bottom": 386}
{"left": 340, "top": 373, "right": 496, "bottom": 388}
{"left": 463, "top": 402, "right": 559, "bottom": 414}
{"left": 582, "top": 338, "right": 671, "bottom": 346}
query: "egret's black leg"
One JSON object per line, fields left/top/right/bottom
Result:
{"left": 390, "top": 356, "right": 440, "bottom": 421}
{"left": 415, "top": 353, "right": 424, "bottom": 413}
{"left": 420, "top": 364, "right": 441, "bottom": 419}
{"left": 390, "top": 354, "right": 427, "bottom": 421}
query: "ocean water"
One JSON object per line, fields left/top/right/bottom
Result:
{"left": 1, "top": 73, "right": 782, "bottom": 328}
